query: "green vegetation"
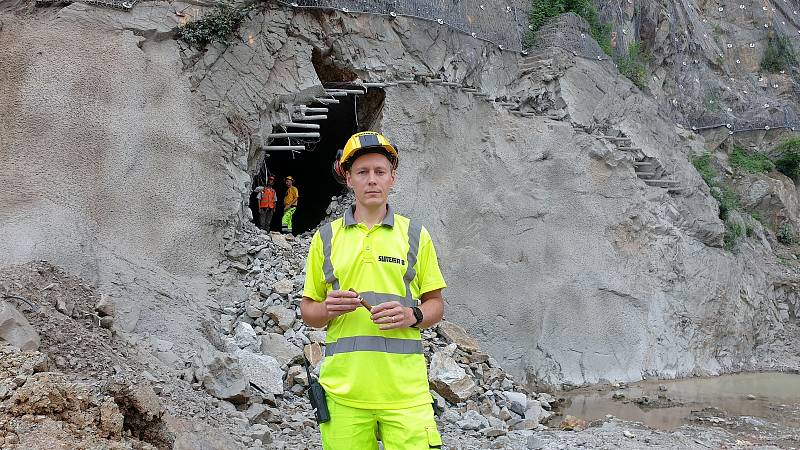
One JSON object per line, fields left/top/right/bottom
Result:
{"left": 729, "top": 147, "right": 774, "bottom": 173}
{"left": 691, "top": 153, "right": 716, "bottom": 186}
{"left": 724, "top": 221, "right": 745, "bottom": 251}
{"left": 526, "top": 0, "right": 569, "bottom": 37}
{"left": 524, "top": 0, "right": 612, "bottom": 55}
{"left": 704, "top": 91, "right": 721, "bottom": 113}
{"left": 177, "top": 0, "right": 255, "bottom": 48}
{"left": 774, "top": 137, "right": 800, "bottom": 182}
{"left": 691, "top": 152, "right": 738, "bottom": 220}
{"left": 751, "top": 212, "right": 770, "bottom": 228}
{"left": 524, "top": 0, "right": 650, "bottom": 88}
{"left": 760, "top": 32, "right": 797, "bottom": 73}
{"left": 692, "top": 152, "right": 745, "bottom": 250}
{"left": 745, "top": 222, "right": 755, "bottom": 238}
{"left": 777, "top": 222, "right": 798, "bottom": 245}
{"left": 616, "top": 42, "right": 651, "bottom": 89}
{"left": 714, "top": 184, "right": 740, "bottom": 222}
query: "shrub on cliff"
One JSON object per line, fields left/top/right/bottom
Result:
{"left": 774, "top": 138, "right": 800, "bottom": 182}
{"left": 178, "top": 0, "right": 255, "bottom": 48}
{"left": 760, "top": 32, "right": 797, "bottom": 73}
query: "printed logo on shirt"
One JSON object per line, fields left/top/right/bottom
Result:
{"left": 378, "top": 255, "right": 405, "bottom": 266}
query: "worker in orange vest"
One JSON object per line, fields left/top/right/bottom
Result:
{"left": 255, "top": 176, "right": 277, "bottom": 230}
{"left": 282, "top": 175, "right": 299, "bottom": 234}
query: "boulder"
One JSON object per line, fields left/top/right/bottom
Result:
{"left": 270, "top": 233, "right": 292, "bottom": 250}
{"left": 168, "top": 416, "right": 246, "bottom": 450}
{"left": 481, "top": 426, "right": 507, "bottom": 437}
{"left": 193, "top": 345, "right": 249, "bottom": 403}
{"left": 559, "top": 415, "right": 587, "bottom": 431}
{"left": 303, "top": 342, "right": 323, "bottom": 365}
{"left": 308, "top": 330, "right": 327, "bottom": 343}
{"left": 244, "top": 403, "right": 276, "bottom": 423}
{"left": 248, "top": 424, "right": 273, "bottom": 444}
{"left": 503, "top": 391, "right": 528, "bottom": 416}
{"left": 437, "top": 321, "right": 481, "bottom": 352}
{"left": 524, "top": 400, "right": 552, "bottom": 423}
{"left": 95, "top": 294, "right": 114, "bottom": 317}
{"left": 0, "top": 301, "right": 40, "bottom": 351}
{"left": 736, "top": 172, "right": 800, "bottom": 230}
{"left": 272, "top": 279, "right": 294, "bottom": 296}
{"left": 234, "top": 350, "right": 283, "bottom": 395}
{"left": 285, "top": 365, "right": 308, "bottom": 387}
{"left": 55, "top": 296, "right": 75, "bottom": 317}
{"left": 456, "top": 410, "right": 489, "bottom": 431}
{"left": 234, "top": 322, "right": 258, "bottom": 349}
{"left": 245, "top": 303, "right": 263, "bottom": 319}
{"left": 264, "top": 306, "right": 295, "bottom": 331}
{"left": 260, "top": 333, "right": 303, "bottom": 366}
{"left": 108, "top": 383, "right": 162, "bottom": 422}
{"left": 511, "top": 418, "right": 539, "bottom": 431}
{"left": 429, "top": 351, "right": 476, "bottom": 403}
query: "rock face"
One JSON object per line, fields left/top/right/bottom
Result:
{"left": 1, "top": 0, "right": 798, "bottom": 395}
{"left": 388, "top": 39, "right": 792, "bottom": 386}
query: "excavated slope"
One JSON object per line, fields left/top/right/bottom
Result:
{"left": 1, "top": 1, "right": 797, "bottom": 389}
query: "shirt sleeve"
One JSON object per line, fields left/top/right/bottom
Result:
{"left": 414, "top": 227, "right": 447, "bottom": 295}
{"left": 302, "top": 231, "right": 327, "bottom": 302}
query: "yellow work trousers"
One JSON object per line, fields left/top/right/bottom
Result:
{"left": 281, "top": 206, "right": 296, "bottom": 232}
{"left": 320, "top": 398, "right": 443, "bottom": 450}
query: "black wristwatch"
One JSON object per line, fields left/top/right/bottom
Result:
{"left": 410, "top": 306, "right": 424, "bottom": 328}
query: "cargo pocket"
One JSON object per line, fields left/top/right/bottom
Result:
{"left": 425, "top": 426, "right": 442, "bottom": 449}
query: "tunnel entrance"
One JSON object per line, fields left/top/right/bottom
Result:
{"left": 250, "top": 84, "right": 386, "bottom": 235}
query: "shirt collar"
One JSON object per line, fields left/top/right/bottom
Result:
{"left": 344, "top": 204, "right": 395, "bottom": 227}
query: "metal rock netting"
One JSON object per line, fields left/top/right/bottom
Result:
{"left": 282, "top": 0, "right": 523, "bottom": 51}
{"left": 567, "top": 0, "right": 800, "bottom": 135}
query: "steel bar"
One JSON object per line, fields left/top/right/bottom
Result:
{"left": 268, "top": 132, "right": 321, "bottom": 138}
{"left": 264, "top": 145, "right": 306, "bottom": 151}
{"left": 280, "top": 123, "right": 321, "bottom": 129}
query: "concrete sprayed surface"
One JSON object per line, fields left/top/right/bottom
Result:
{"left": 0, "top": 17, "right": 241, "bottom": 347}
{"left": 0, "top": 19, "right": 229, "bottom": 277}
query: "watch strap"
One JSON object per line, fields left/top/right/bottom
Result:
{"left": 410, "top": 306, "right": 423, "bottom": 328}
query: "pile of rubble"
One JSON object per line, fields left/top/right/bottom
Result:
{"left": 0, "top": 344, "right": 168, "bottom": 449}
{"left": 0, "top": 194, "right": 566, "bottom": 449}
{"left": 202, "top": 194, "right": 562, "bottom": 449}
{"left": 1, "top": 197, "right": 784, "bottom": 449}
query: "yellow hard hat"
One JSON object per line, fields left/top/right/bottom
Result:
{"left": 340, "top": 131, "right": 398, "bottom": 170}
{"left": 285, "top": 175, "right": 294, "bottom": 181}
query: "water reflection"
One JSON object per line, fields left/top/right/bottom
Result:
{"left": 554, "top": 372, "right": 800, "bottom": 430}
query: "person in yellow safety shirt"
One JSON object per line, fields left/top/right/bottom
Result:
{"left": 301, "top": 131, "right": 446, "bottom": 450}
{"left": 255, "top": 176, "right": 277, "bottom": 230}
{"left": 281, "top": 175, "right": 299, "bottom": 234}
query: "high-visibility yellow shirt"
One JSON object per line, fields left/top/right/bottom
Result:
{"left": 284, "top": 186, "right": 299, "bottom": 208}
{"left": 303, "top": 205, "right": 446, "bottom": 409}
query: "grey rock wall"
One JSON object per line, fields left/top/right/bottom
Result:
{"left": 1, "top": 1, "right": 796, "bottom": 389}
{"left": 386, "top": 48, "right": 790, "bottom": 386}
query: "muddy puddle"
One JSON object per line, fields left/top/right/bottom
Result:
{"left": 551, "top": 372, "right": 800, "bottom": 430}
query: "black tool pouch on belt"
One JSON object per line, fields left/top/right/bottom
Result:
{"left": 305, "top": 358, "right": 330, "bottom": 423}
